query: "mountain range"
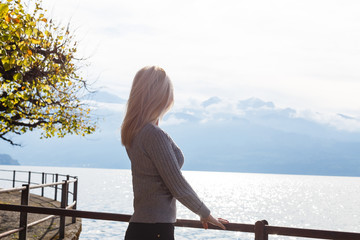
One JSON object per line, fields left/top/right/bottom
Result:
{"left": 0, "top": 91, "right": 359, "bottom": 176}
{"left": 0, "top": 154, "right": 20, "bottom": 165}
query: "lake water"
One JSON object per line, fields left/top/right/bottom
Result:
{"left": 1, "top": 165, "right": 360, "bottom": 240}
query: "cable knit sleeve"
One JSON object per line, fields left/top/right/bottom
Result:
{"left": 143, "top": 125, "right": 210, "bottom": 219}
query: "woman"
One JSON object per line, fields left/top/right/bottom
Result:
{"left": 121, "top": 66, "right": 228, "bottom": 240}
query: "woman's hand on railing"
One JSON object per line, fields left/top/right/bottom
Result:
{"left": 200, "top": 214, "right": 229, "bottom": 230}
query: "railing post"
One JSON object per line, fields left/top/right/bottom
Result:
{"left": 55, "top": 173, "right": 59, "bottom": 201}
{"left": 41, "top": 172, "right": 45, "bottom": 197}
{"left": 72, "top": 178, "right": 78, "bottom": 223}
{"left": 12, "top": 170, "right": 16, "bottom": 188}
{"left": 60, "top": 180, "right": 69, "bottom": 239}
{"left": 19, "top": 184, "right": 30, "bottom": 240}
{"left": 254, "top": 220, "right": 268, "bottom": 240}
{"left": 28, "top": 171, "right": 31, "bottom": 184}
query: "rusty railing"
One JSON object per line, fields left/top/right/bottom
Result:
{"left": 1, "top": 169, "right": 360, "bottom": 240}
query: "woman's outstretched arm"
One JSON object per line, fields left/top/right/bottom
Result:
{"left": 144, "top": 125, "right": 228, "bottom": 229}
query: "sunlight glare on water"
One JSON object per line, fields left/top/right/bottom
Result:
{"left": 1, "top": 166, "right": 359, "bottom": 240}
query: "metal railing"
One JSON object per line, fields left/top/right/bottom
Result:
{"left": 0, "top": 169, "right": 78, "bottom": 239}
{"left": 0, "top": 169, "right": 77, "bottom": 201}
{"left": 1, "top": 169, "right": 360, "bottom": 240}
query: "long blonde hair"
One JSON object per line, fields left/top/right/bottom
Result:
{"left": 121, "top": 66, "right": 174, "bottom": 147}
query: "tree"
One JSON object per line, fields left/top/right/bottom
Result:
{"left": 0, "top": 0, "right": 96, "bottom": 146}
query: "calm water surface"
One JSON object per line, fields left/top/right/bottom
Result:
{"left": 1, "top": 165, "right": 359, "bottom": 240}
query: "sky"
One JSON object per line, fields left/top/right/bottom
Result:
{"left": 40, "top": 0, "right": 360, "bottom": 116}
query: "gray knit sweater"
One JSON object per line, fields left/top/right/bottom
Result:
{"left": 126, "top": 123, "right": 210, "bottom": 223}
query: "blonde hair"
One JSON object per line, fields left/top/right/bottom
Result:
{"left": 121, "top": 66, "right": 174, "bottom": 147}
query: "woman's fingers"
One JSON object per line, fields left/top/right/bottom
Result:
{"left": 213, "top": 218, "right": 226, "bottom": 230}
{"left": 201, "top": 220, "right": 209, "bottom": 229}
{"left": 201, "top": 215, "right": 228, "bottom": 230}
{"left": 208, "top": 215, "right": 226, "bottom": 230}
{"left": 218, "top": 218, "right": 229, "bottom": 224}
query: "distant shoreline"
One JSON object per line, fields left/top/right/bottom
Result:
{"left": 1, "top": 164, "right": 359, "bottom": 178}
{"left": 0, "top": 154, "right": 20, "bottom": 165}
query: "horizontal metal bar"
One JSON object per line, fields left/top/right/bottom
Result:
{"left": 267, "top": 225, "right": 360, "bottom": 240}
{"left": 0, "top": 203, "right": 227, "bottom": 230}
{"left": 28, "top": 214, "right": 55, "bottom": 228}
{"left": 1, "top": 204, "right": 360, "bottom": 239}
{"left": 0, "top": 204, "right": 131, "bottom": 222}
{"left": 0, "top": 180, "right": 77, "bottom": 193}
{"left": 66, "top": 201, "right": 76, "bottom": 209}
{"left": 28, "top": 180, "right": 76, "bottom": 190}
{"left": 0, "top": 169, "right": 76, "bottom": 179}
{"left": 0, "top": 226, "right": 25, "bottom": 238}
{"left": 0, "top": 186, "right": 26, "bottom": 193}
{"left": 0, "top": 201, "right": 77, "bottom": 238}
{"left": 0, "top": 179, "right": 37, "bottom": 185}
{"left": 0, "top": 178, "right": 13, "bottom": 182}
{"left": 175, "top": 219, "right": 254, "bottom": 232}
{"left": 0, "top": 169, "right": 17, "bottom": 172}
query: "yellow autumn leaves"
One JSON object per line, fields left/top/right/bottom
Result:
{"left": 0, "top": 0, "right": 96, "bottom": 145}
